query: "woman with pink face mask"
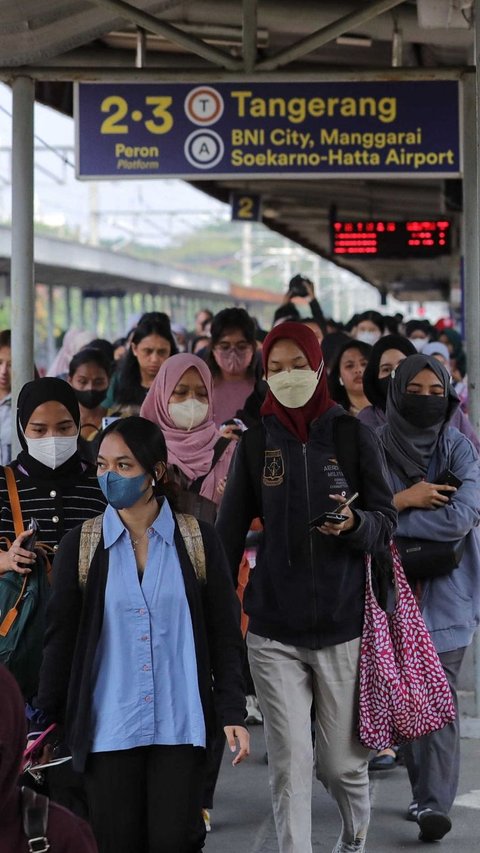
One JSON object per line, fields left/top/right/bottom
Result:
{"left": 207, "top": 308, "right": 258, "bottom": 430}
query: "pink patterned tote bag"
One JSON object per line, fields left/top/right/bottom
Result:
{"left": 358, "top": 543, "right": 456, "bottom": 750}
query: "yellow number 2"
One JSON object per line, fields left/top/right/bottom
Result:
{"left": 144, "top": 96, "right": 174, "bottom": 134}
{"left": 100, "top": 96, "right": 129, "bottom": 134}
{"left": 238, "top": 197, "right": 254, "bottom": 219}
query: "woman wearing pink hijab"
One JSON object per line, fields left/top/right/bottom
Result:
{"left": 140, "top": 353, "right": 236, "bottom": 523}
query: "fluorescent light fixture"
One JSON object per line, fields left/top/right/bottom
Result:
{"left": 336, "top": 34, "right": 373, "bottom": 47}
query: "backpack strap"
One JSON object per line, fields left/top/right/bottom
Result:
{"left": 188, "top": 437, "right": 231, "bottom": 496}
{"left": 332, "top": 414, "right": 362, "bottom": 497}
{"left": 175, "top": 512, "right": 206, "bottom": 584}
{"left": 4, "top": 465, "right": 24, "bottom": 538}
{"left": 78, "top": 514, "right": 104, "bottom": 589}
{"left": 21, "top": 787, "right": 50, "bottom": 853}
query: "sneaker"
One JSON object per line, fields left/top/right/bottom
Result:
{"left": 245, "top": 694, "right": 263, "bottom": 725}
{"left": 406, "top": 801, "right": 418, "bottom": 822}
{"left": 417, "top": 809, "right": 452, "bottom": 842}
{"left": 202, "top": 809, "right": 211, "bottom": 833}
{"left": 332, "top": 837, "right": 366, "bottom": 853}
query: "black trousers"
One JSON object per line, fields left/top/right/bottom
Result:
{"left": 84, "top": 745, "right": 207, "bottom": 853}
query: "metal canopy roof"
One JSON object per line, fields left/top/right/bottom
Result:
{"left": 0, "top": 0, "right": 474, "bottom": 300}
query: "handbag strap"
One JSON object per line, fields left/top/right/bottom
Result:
{"left": 4, "top": 465, "right": 25, "bottom": 538}
{"left": 188, "top": 437, "right": 231, "bottom": 495}
{"left": 21, "top": 787, "right": 50, "bottom": 853}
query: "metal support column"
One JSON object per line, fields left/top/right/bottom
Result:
{"left": 464, "top": 39, "right": 480, "bottom": 721}
{"left": 11, "top": 76, "right": 35, "bottom": 457}
{"left": 65, "top": 285, "right": 73, "bottom": 329}
{"left": 46, "top": 285, "right": 56, "bottom": 369}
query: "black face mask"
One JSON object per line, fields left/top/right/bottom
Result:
{"left": 399, "top": 393, "right": 449, "bottom": 428}
{"left": 74, "top": 389, "right": 106, "bottom": 410}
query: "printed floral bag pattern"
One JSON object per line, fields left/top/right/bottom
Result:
{"left": 358, "top": 543, "right": 456, "bottom": 750}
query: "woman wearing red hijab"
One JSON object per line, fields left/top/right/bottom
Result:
{"left": 217, "top": 322, "right": 396, "bottom": 853}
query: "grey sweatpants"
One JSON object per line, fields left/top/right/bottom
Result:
{"left": 403, "top": 646, "right": 466, "bottom": 815}
{"left": 247, "top": 633, "right": 371, "bottom": 853}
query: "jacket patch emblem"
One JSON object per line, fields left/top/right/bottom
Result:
{"left": 263, "top": 450, "right": 285, "bottom": 486}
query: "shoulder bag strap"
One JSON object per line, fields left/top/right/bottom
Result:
{"left": 332, "top": 415, "right": 362, "bottom": 497}
{"left": 188, "top": 437, "right": 231, "bottom": 496}
{"left": 78, "top": 513, "right": 104, "bottom": 589}
{"left": 4, "top": 465, "right": 25, "bottom": 538}
{"left": 0, "top": 468, "right": 29, "bottom": 638}
{"left": 175, "top": 512, "right": 206, "bottom": 584}
{"left": 21, "top": 787, "right": 50, "bottom": 853}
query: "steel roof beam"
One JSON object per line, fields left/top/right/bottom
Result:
{"left": 256, "top": 0, "right": 407, "bottom": 71}
{"left": 243, "top": 0, "right": 258, "bottom": 73}
{"left": 89, "top": 0, "right": 242, "bottom": 70}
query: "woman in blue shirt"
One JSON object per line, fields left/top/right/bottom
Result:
{"left": 36, "top": 416, "right": 249, "bottom": 853}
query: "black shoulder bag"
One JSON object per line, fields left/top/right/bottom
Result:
{"left": 21, "top": 787, "right": 50, "bottom": 853}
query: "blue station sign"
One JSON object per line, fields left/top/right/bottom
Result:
{"left": 75, "top": 80, "right": 461, "bottom": 180}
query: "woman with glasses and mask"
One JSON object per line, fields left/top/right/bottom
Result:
{"left": 359, "top": 334, "right": 416, "bottom": 432}
{"left": 380, "top": 354, "right": 480, "bottom": 843}
{"left": 35, "top": 416, "right": 248, "bottom": 853}
{"left": 217, "top": 322, "right": 396, "bottom": 853}
{"left": 207, "top": 308, "right": 258, "bottom": 430}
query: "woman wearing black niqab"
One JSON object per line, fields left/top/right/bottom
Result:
{"left": 379, "top": 354, "right": 480, "bottom": 843}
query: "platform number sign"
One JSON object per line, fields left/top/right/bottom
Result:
{"left": 231, "top": 192, "right": 262, "bottom": 222}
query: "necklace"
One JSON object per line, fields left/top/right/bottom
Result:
{"left": 130, "top": 529, "right": 148, "bottom": 552}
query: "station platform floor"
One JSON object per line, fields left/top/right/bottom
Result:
{"left": 204, "top": 724, "right": 480, "bottom": 853}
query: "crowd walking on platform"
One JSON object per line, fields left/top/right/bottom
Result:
{"left": 1, "top": 278, "right": 479, "bottom": 852}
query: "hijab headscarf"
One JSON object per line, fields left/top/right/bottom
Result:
{"left": 16, "top": 377, "right": 81, "bottom": 479}
{"left": 261, "top": 321, "right": 335, "bottom": 442}
{"left": 47, "top": 328, "right": 95, "bottom": 377}
{"left": 362, "top": 334, "right": 416, "bottom": 410}
{"left": 381, "top": 354, "right": 459, "bottom": 483}
{"left": 140, "top": 354, "right": 232, "bottom": 495}
{"left": 440, "top": 328, "right": 467, "bottom": 376}
{"left": 422, "top": 341, "right": 451, "bottom": 362}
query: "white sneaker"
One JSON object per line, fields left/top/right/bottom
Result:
{"left": 332, "top": 838, "right": 366, "bottom": 853}
{"left": 245, "top": 694, "right": 263, "bottom": 724}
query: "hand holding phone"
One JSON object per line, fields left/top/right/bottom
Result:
{"left": 436, "top": 469, "right": 462, "bottom": 499}
{"left": 310, "top": 492, "right": 359, "bottom": 532}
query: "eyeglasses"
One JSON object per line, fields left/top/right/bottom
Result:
{"left": 215, "top": 342, "right": 251, "bottom": 353}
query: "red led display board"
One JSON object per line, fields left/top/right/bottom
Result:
{"left": 331, "top": 219, "right": 452, "bottom": 259}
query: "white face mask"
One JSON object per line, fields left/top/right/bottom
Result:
{"left": 267, "top": 364, "right": 322, "bottom": 409}
{"left": 356, "top": 330, "right": 381, "bottom": 346}
{"left": 168, "top": 399, "right": 209, "bottom": 431}
{"left": 410, "top": 337, "right": 428, "bottom": 352}
{"left": 25, "top": 435, "right": 78, "bottom": 469}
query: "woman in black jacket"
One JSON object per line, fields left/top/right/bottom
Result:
{"left": 216, "top": 322, "right": 396, "bottom": 853}
{"left": 36, "top": 416, "right": 248, "bottom": 853}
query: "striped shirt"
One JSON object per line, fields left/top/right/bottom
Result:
{"left": 0, "top": 461, "right": 106, "bottom": 552}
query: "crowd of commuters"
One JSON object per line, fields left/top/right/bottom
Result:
{"left": 0, "top": 277, "right": 479, "bottom": 853}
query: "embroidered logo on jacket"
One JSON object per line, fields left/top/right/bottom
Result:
{"left": 263, "top": 450, "right": 284, "bottom": 486}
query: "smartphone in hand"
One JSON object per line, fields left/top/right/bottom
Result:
{"left": 310, "top": 512, "right": 348, "bottom": 528}
{"left": 436, "top": 469, "right": 462, "bottom": 499}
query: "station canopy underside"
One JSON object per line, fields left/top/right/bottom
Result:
{"left": 0, "top": 0, "right": 474, "bottom": 300}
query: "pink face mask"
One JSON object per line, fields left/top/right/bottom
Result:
{"left": 214, "top": 347, "right": 253, "bottom": 375}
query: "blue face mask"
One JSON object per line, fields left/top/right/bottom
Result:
{"left": 98, "top": 471, "right": 150, "bottom": 509}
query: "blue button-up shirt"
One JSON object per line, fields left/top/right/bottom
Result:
{"left": 90, "top": 499, "right": 206, "bottom": 752}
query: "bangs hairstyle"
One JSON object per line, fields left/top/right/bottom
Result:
{"left": 69, "top": 347, "right": 113, "bottom": 379}
{"left": 98, "top": 416, "right": 176, "bottom": 506}
{"left": 208, "top": 307, "right": 256, "bottom": 378}
{"left": 116, "top": 319, "right": 178, "bottom": 407}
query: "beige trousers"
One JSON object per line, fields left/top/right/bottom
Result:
{"left": 247, "top": 633, "right": 370, "bottom": 853}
